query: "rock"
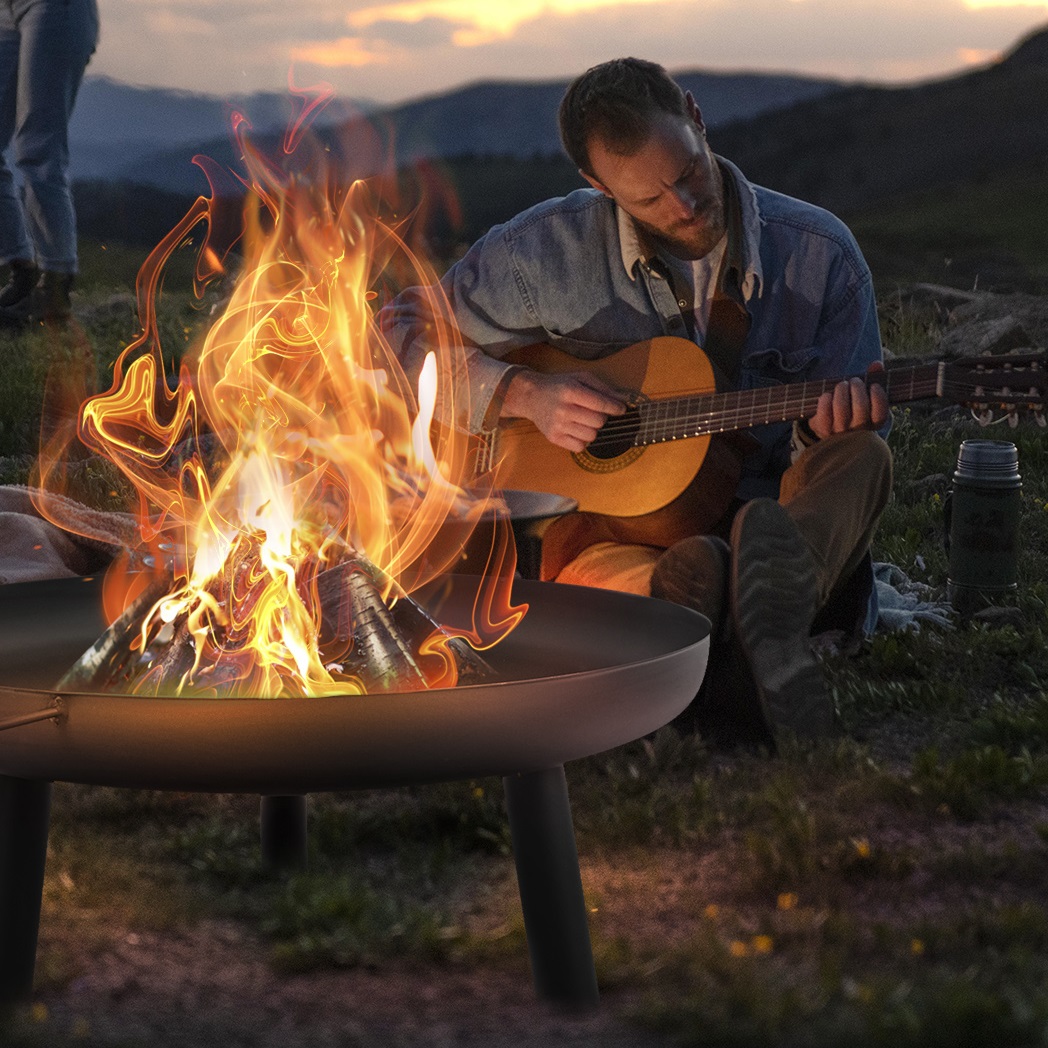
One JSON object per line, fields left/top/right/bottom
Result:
{"left": 942, "top": 291, "right": 1048, "bottom": 354}
{"left": 970, "top": 605, "right": 1025, "bottom": 629}
{"left": 939, "top": 314, "right": 1036, "bottom": 357}
{"left": 76, "top": 291, "right": 138, "bottom": 330}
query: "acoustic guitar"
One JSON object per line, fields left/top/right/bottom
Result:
{"left": 481, "top": 336, "right": 1047, "bottom": 529}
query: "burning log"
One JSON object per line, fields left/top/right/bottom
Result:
{"left": 323, "top": 566, "right": 428, "bottom": 692}
{"left": 315, "top": 555, "right": 494, "bottom": 686}
{"left": 58, "top": 545, "right": 492, "bottom": 698}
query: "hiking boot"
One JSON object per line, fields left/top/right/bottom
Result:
{"left": 729, "top": 498, "right": 836, "bottom": 742}
{"left": 0, "top": 260, "right": 39, "bottom": 309}
{"left": 650, "top": 534, "right": 730, "bottom": 640}
{"left": 0, "top": 270, "right": 73, "bottom": 327}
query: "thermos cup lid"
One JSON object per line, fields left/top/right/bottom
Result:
{"left": 954, "top": 440, "right": 1020, "bottom": 482}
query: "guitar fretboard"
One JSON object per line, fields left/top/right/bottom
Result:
{"left": 633, "top": 363, "right": 943, "bottom": 445}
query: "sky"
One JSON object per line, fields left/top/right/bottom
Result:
{"left": 91, "top": 0, "right": 1048, "bottom": 105}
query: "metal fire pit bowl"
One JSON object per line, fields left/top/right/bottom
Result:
{"left": 0, "top": 574, "right": 709, "bottom": 1010}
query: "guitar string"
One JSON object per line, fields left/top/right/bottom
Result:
{"left": 620, "top": 380, "right": 1036, "bottom": 443}
{"left": 589, "top": 371, "right": 937, "bottom": 437}
{"left": 586, "top": 373, "right": 940, "bottom": 446}
{"left": 584, "top": 373, "right": 1039, "bottom": 450}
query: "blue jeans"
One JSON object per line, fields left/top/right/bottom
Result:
{"left": 0, "top": 0, "right": 98, "bottom": 274}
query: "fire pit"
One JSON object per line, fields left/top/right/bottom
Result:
{"left": 0, "top": 572, "right": 708, "bottom": 1009}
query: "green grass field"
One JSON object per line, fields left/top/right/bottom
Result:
{"left": 848, "top": 168, "right": 1048, "bottom": 294}
{"left": 1, "top": 227, "right": 1047, "bottom": 1045}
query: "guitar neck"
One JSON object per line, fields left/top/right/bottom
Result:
{"left": 637, "top": 361, "right": 943, "bottom": 445}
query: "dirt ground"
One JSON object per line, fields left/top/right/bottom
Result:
{"left": 26, "top": 911, "right": 676, "bottom": 1047}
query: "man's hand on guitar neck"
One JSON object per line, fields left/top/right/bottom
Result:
{"left": 807, "top": 364, "right": 890, "bottom": 440}
{"left": 501, "top": 368, "right": 628, "bottom": 453}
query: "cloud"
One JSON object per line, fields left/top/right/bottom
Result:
{"left": 354, "top": 16, "right": 467, "bottom": 47}
{"left": 90, "top": 0, "right": 1048, "bottom": 102}
{"left": 291, "top": 37, "right": 396, "bottom": 69}
{"left": 494, "top": 0, "right": 1047, "bottom": 83}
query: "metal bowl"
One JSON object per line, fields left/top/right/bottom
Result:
{"left": 0, "top": 575, "right": 708, "bottom": 793}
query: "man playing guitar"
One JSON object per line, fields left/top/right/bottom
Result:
{"left": 382, "top": 58, "right": 891, "bottom": 748}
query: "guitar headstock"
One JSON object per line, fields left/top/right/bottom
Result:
{"left": 942, "top": 351, "right": 1047, "bottom": 428}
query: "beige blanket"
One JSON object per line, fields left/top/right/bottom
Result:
{"left": 0, "top": 485, "right": 138, "bottom": 584}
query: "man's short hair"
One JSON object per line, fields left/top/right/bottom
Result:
{"left": 558, "top": 58, "right": 689, "bottom": 176}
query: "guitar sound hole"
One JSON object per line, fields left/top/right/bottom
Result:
{"left": 587, "top": 407, "right": 641, "bottom": 460}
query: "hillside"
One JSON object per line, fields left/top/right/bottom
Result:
{"left": 69, "top": 77, "right": 367, "bottom": 183}
{"left": 87, "top": 70, "right": 845, "bottom": 195}
{"left": 709, "top": 23, "right": 1048, "bottom": 214}
{"left": 377, "top": 70, "right": 846, "bottom": 162}
{"left": 72, "top": 26, "right": 1048, "bottom": 292}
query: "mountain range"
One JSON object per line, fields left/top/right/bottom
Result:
{"left": 68, "top": 23, "right": 1048, "bottom": 292}
{"left": 69, "top": 69, "right": 846, "bottom": 195}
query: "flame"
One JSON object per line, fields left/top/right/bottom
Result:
{"left": 40, "top": 83, "right": 525, "bottom": 697}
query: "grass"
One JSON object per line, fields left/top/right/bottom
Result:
{"left": 2, "top": 240, "right": 1048, "bottom": 1046}
{"left": 849, "top": 167, "right": 1048, "bottom": 293}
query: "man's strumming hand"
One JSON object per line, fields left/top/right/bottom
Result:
{"left": 501, "top": 369, "right": 628, "bottom": 453}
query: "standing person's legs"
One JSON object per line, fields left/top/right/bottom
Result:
{"left": 13, "top": 0, "right": 98, "bottom": 276}
{"left": 0, "top": 1, "right": 32, "bottom": 268}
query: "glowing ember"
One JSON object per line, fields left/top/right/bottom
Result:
{"left": 40, "top": 83, "right": 525, "bottom": 697}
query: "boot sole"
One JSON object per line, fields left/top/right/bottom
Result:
{"left": 730, "top": 499, "right": 835, "bottom": 740}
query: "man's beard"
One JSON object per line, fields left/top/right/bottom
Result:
{"left": 644, "top": 212, "right": 726, "bottom": 261}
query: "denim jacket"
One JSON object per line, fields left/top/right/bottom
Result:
{"left": 380, "top": 157, "right": 885, "bottom": 502}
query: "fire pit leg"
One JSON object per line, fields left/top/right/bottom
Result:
{"left": 0, "top": 776, "right": 51, "bottom": 1005}
{"left": 260, "top": 795, "right": 308, "bottom": 872}
{"left": 503, "top": 765, "right": 599, "bottom": 1009}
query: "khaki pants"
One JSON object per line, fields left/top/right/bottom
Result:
{"left": 556, "top": 429, "right": 893, "bottom": 612}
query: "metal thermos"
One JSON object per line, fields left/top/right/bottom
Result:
{"left": 946, "top": 440, "right": 1022, "bottom": 612}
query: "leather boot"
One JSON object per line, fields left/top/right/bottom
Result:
{"left": 0, "top": 260, "right": 39, "bottom": 310}
{"left": 650, "top": 534, "right": 731, "bottom": 641}
{"left": 729, "top": 498, "right": 836, "bottom": 743}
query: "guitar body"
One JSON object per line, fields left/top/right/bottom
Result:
{"left": 482, "top": 338, "right": 1047, "bottom": 550}
{"left": 494, "top": 337, "right": 725, "bottom": 520}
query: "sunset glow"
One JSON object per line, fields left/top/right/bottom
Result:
{"left": 90, "top": 0, "right": 1048, "bottom": 108}
{"left": 346, "top": 0, "right": 665, "bottom": 46}
{"left": 292, "top": 37, "right": 394, "bottom": 69}
{"left": 963, "top": 0, "right": 1048, "bottom": 7}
